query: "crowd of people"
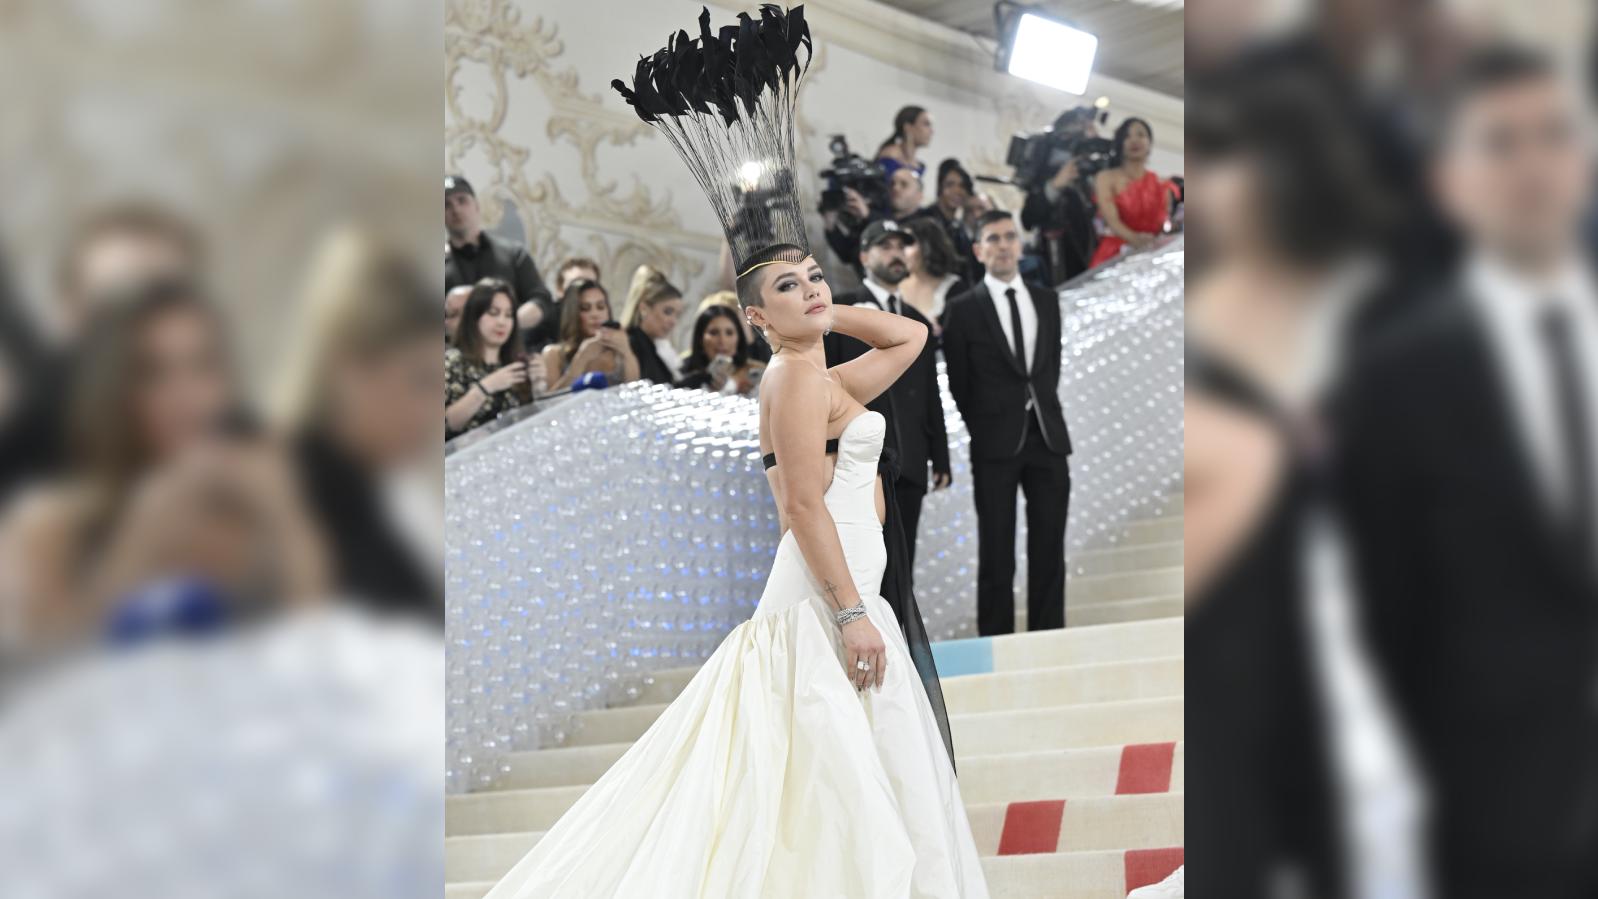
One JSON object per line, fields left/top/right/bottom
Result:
{"left": 439, "top": 98, "right": 1171, "bottom": 641}
{"left": 1186, "top": 9, "right": 1598, "bottom": 897}
{"left": 0, "top": 209, "right": 444, "bottom": 661}
{"left": 442, "top": 101, "right": 1182, "bottom": 445}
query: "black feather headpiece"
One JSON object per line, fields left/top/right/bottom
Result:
{"left": 612, "top": 5, "right": 813, "bottom": 277}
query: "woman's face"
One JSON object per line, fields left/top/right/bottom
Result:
{"left": 332, "top": 334, "right": 442, "bottom": 467}
{"left": 701, "top": 315, "right": 740, "bottom": 359}
{"left": 642, "top": 295, "right": 683, "bottom": 340}
{"left": 910, "top": 111, "right": 933, "bottom": 147}
{"left": 131, "top": 307, "right": 232, "bottom": 462}
{"left": 938, "top": 169, "right": 968, "bottom": 209}
{"left": 477, "top": 292, "right": 515, "bottom": 350}
{"left": 578, "top": 288, "right": 610, "bottom": 338}
{"left": 1121, "top": 122, "right": 1153, "bottom": 162}
{"left": 748, "top": 257, "right": 831, "bottom": 344}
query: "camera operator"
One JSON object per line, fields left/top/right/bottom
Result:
{"left": 819, "top": 135, "right": 926, "bottom": 279}
{"left": 1016, "top": 107, "right": 1111, "bottom": 285}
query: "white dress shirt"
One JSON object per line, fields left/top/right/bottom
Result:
{"left": 983, "top": 271, "right": 1037, "bottom": 371}
{"left": 1466, "top": 251, "right": 1598, "bottom": 534}
{"left": 860, "top": 277, "right": 903, "bottom": 315}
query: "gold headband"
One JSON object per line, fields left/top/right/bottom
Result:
{"left": 735, "top": 255, "right": 814, "bottom": 279}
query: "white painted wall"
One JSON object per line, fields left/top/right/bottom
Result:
{"left": 445, "top": 0, "right": 1183, "bottom": 325}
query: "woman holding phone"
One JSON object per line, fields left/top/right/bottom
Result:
{"left": 539, "top": 278, "right": 639, "bottom": 392}
{"left": 444, "top": 277, "right": 546, "bottom": 439}
{"left": 675, "top": 304, "right": 764, "bottom": 396}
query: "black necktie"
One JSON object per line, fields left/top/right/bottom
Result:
{"left": 1005, "top": 287, "right": 1027, "bottom": 372}
{"left": 1539, "top": 303, "right": 1594, "bottom": 557}
{"left": 887, "top": 294, "right": 901, "bottom": 317}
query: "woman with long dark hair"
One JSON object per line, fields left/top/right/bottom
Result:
{"left": 444, "top": 277, "right": 543, "bottom": 438}
{"left": 1088, "top": 116, "right": 1179, "bottom": 268}
{"left": 895, "top": 214, "right": 969, "bottom": 338}
{"left": 875, "top": 104, "right": 933, "bottom": 183}
{"left": 1184, "top": 68, "right": 1383, "bottom": 899}
{"left": 539, "top": 278, "right": 639, "bottom": 392}
{"left": 674, "top": 304, "right": 764, "bottom": 396}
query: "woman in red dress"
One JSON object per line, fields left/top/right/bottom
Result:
{"left": 1089, "top": 117, "right": 1177, "bottom": 269}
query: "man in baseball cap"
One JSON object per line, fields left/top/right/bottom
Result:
{"left": 444, "top": 174, "right": 555, "bottom": 349}
{"left": 822, "top": 214, "right": 950, "bottom": 579}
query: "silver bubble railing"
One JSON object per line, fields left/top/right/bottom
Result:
{"left": 445, "top": 236, "right": 1183, "bottom": 793}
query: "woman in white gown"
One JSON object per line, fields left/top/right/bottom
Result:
{"left": 482, "top": 6, "right": 990, "bottom": 897}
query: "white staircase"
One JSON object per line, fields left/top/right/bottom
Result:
{"left": 445, "top": 501, "right": 1184, "bottom": 898}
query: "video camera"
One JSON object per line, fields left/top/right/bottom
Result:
{"left": 1006, "top": 106, "right": 1114, "bottom": 196}
{"left": 818, "top": 135, "right": 887, "bottom": 228}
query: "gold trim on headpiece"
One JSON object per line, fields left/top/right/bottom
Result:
{"left": 736, "top": 256, "right": 812, "bottom": 279}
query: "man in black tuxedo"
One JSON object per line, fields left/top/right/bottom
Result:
{"left": 824, "top": 220, "right": 952, "bottom": 574}
{"left": 1338, "top": 46, "right": 1598, "bottom": 898}
{"left": 942, "top": 210, "right": 1072, "bottom": 634}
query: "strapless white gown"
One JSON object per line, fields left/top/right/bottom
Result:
{"left": 483, "top": 409, "right": 990, "bottom": 898}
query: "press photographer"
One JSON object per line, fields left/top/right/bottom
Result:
{"left": 1014, "top": 106, "right": 1114, "bottom": 285}
{"left": 819, "top": 134, "right": 925, "bottom": 278}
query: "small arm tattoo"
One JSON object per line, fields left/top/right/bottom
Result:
{"left": 822, "top": 578, "right": 842, "bottom": 610}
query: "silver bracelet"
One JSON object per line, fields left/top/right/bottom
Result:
{"left": 834, "top": 599, "right": 867, "bottom": 626}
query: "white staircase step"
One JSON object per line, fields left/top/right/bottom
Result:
{"left": 446, "top": 793, "right": 1183, "bottom": 879}
{"left": 1066, "top": 567, "right": 1183, "bottom": 604}
{"left": 444, "top": 845, "right": 1187, "bottom": 899}
{"left": 950, "top": 696, "right": 1183, "bottom": 756}
{"left": 1069, "top": 540, "right": 1183, "bottom": 576}
{"left": 1118, "top": 515, "right": 1182, "bottom": 545}
{"left": 1067, "top": 596, "right": 1184, "bottom": 627}
{"left": 972, "top": 616, "right": 1184, "bottom": 672}
{"left": 982, "top": 846, "right": 1186, "bottom": 899}
{"left": 940, "top": 656, "right": 1183, "bottom": 714}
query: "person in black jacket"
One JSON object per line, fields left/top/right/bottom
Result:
{"left": 943, "top": 210, "right": 1072, "bottom": 634}
{"left": 444, "top": 175, "right": 553, "bottom": 329}
{"left": 619, "top": 264, "right": 686, "bottom": 386}
{"left": 823, "top": 219, "right": 951, "bottom": 574}
{"left": 1337, "top": 46, "right": 1598, "bottom": 899}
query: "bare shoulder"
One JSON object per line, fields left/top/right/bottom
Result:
{"left": 759, "top": 355, "right": 827, "bottom": 402}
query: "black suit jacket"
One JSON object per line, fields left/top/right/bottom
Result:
{"left": 941, "top": 280, "right": 1071, "bottom": 462}
{"left": 1336, "top": 290, "right": 1598, "bottom": 871}
{"left": 822, "top": 289, "right": 950, "bottom": 491}
{"left": 446, "top": 230, "right": 557, "bottom": 348}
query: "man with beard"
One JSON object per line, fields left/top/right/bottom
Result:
{"left": 823, "top": 219, "right": 952, "bottom": 576}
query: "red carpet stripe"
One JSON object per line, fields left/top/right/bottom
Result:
{"left": 1124, "top": 847, "right": 1185, "bottom": 893}
{"left": 1115, "top": 742, "right": 1176, "bottom": 794}
{"left": 995, "top": 799, "right": 1066, "bottom": 855}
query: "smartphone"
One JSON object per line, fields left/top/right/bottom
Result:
{"left": 600, "top": 319, "right": 622, "bottom": 330}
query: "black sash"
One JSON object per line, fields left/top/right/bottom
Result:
{"left": 876, "top": 445, "right": 958, "bottom": 775}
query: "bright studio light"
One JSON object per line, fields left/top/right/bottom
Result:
{"left": 737, "top": 160, "right": 764, "bottom": 191}
{"left": 1005, "top": 12, "right": 1097, "bottom": 95}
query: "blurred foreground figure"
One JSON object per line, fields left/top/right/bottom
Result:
{"left": 0, "top": 203, "right": 206, "bottom": 501}
{"left": 1337, "top": 45, "right": 1598, "bottom": 898}
{"left": 0, "top": 278, "right": 328, "bottom": 654}
{"left": 1185, "top": 66, "right": 1381, "bottom": 899}
{"left": 274, "top": 229, "right": 443, "bottom": 622}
